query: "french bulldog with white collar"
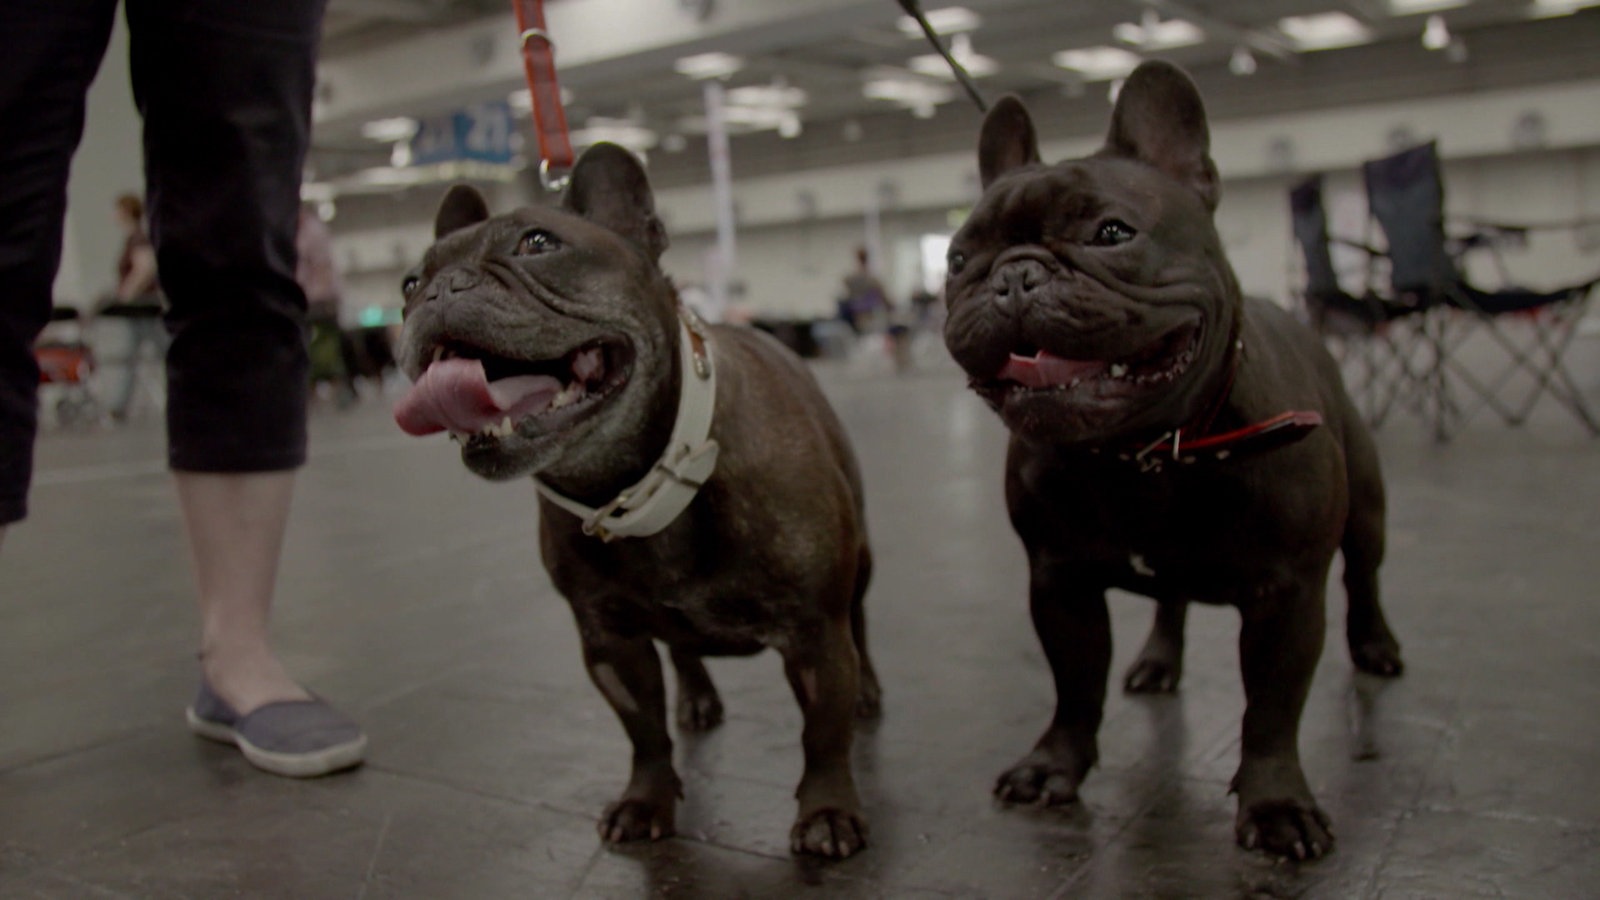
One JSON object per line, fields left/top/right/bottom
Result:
{"left": 394, "top": 144, "right": 880, "bottom": 859}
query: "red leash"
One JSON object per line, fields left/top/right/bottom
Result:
{"left": 513, "top": 0, "right": 575, "bottom": 189}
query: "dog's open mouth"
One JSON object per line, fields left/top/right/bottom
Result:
{"left": 394, "top": 338, "right": 632, "bottom": 441}
{"left": 975, "top": 316, "right": 1202, "bottom": 402}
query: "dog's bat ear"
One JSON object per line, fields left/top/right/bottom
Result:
{"left": 434, "top": 184, "right": 491, "bottom": 239}
{"left": 1103, "top": 61, "right": 1219, "bottom": 211}
{"left": 978, "top": 95, "right": 1041, "bottom": 189}
{"left": 563, "top": 143, "right": 669, "bottom": 263}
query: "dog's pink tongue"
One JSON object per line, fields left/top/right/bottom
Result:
{"left": 998, "top": 351, "right": 1108, "bottom": 389}
{"left": 393, "top": 358, "right": 561, "bottom": 436}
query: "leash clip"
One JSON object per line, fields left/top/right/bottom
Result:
{"left": 539, "top": 158, "right": 571, "bottom": 192}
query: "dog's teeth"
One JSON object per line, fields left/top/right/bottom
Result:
{"left": 501, "top": 416, "right": 514, "bottom": 434}
{"left": 1110, "top": 364, "right": 1128, "bottom": 378}
{"left": 433, "top": 347, "right": 444, "bottom": 364}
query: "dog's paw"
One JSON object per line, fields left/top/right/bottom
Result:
{"left": 1350, "top": 639, "right": 1404, "bottom": 678}
{"left": 993, "top": 760, "right": 1083, "bottom": 806}
{"left": 675, "top": 691, "right": 725, "bottom": 732}
{"left": 597, "top": 798, "right": 675, "bottom": 844}
{"left": 790, "top": 808, "right": 868, "bottom": 859}
{"left": 1236, "top": 800, "right": 1334, "bottom": 861}
{"left": 1123, "top": 658, "right": 1182, "bottom": 694}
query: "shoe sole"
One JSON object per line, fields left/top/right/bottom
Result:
{"left": 186, "top": 707, "right": 367, "bottom": 778}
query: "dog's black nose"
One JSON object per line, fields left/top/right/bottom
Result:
{"left": 421, "top": 265, "right": 485, "bottom": 304}
{"left": 990, "top": 259, "right": 1049, "bottom": 313}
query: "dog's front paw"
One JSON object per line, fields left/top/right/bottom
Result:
{"left": 1350, "top": 637, "right": 1404, "bottom": 678}
{"left": 1236, "top": 800, "right": 1334, "bottom": 860}
{"left": 994, "top": 755, "right": 1085, "bottom": 806}
{"left": 675, "top": 691, "right": 724, "bottom": 732}
{"left": 1123, "top": 658, "right": 1181, "bottom": 694}
{"left": 598, "top": 798, "right": 675, "bottom": 844}
{"left": 790, "top": 808, "right": 868, "bottom": 859}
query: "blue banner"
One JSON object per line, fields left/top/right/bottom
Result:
{"left": 409, "top": 102, "right": 515, "bottom": 166}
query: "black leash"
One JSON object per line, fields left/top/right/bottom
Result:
{"left": 894, "top": 0, "right": 988, "bottom": 112}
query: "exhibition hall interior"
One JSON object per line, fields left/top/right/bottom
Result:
{"left": 4, "top": 0, "right": 1598, "bottom": 896}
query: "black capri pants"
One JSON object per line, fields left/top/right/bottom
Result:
{"left": 0, "top": 0, "right": 327, "bottom": 526}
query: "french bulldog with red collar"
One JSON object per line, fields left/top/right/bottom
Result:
{"left": 393, "top": 144, "right": 880, "bottom": 859}
{"left": 942, "top": 61, "right": 1404, "bottom": 859}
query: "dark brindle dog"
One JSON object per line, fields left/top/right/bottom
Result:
{"left": 942, "top": 61, "right": 1404, "bottom": 859}
{"left": 393, "top": 144, "right": 879, "bottom": 859}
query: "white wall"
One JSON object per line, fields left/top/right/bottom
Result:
{"left": 331, "top": 77, "right": 1600, "bottom": 320}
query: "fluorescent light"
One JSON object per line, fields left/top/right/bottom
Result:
{"left": 724, "top": 84, "right": 808, "bottom": 109}
{"left": 909, "top": 33, "right": 998, "bottom": 79}
{"left": 1229, "top": 46, "right": 1257, "bottom": 75}
{"left": 863, "top": 70, "right": 955, "bottom": 117}
{"left": 673, "top": 52, "right": 744, "bottom": 80}
{"left": 1422, "top": 14, "right": 1451, "bottom": 49}
{"left": 1112, "top": 12, "right": 1205, "bottom": 50}
{"left": 1530, "top": 0, "right": 1600, "bottom": 15}
{"left": 1051, "top": 46, "right": 1141, "bottom": 80}
{"left": 569, "top": 118, "right": 658, "bottom": 153}
{"left": 1388, "top": 0, "right": 1470, "bottom": 13}
{"left": 1277, "top": 12, "right": 1374, "bottom": 51}
{"left": 360, "top": 116, "right": 417, "bottom": 142}
{"left": 508, "top": 87, "right": 573, "bottom": 110}
{"left": 896, "top": 6, "right": 980, "bottom": 37}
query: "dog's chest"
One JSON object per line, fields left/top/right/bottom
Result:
{"left": 1012, "top": 455, "right": 1298, "bottom": 601}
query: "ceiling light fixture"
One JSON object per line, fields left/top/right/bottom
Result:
{"left": 1277, "top": 12, "right": 1374, "bottom": 51}
{"left": 1387, "top": 0, "right": 1470, "bottom": 13}
{"left": 863, "top": 70, "right": 955, "bottom": 118}
{"left": 360, "top": 116, "right": 418, "bottom": 142}
{"left": 1051, "top": 46, "right": 1142, "bottom": 81}
{"left": 909, "top": 33, "right": 998, "bottom": 79}
{"left": 896, "top": 6, "right": 980, "bottom": 37}
{"left": 1229, "top": 46, "right": 1257, "bottom": 75}
{"left": 1421, "top": 14, "right": 1451, "bottom": 49}
{"left": 1530, "top": 0, "right": 1600, "bottom": 15}
{"left": 569, "top": 118, "right": 659, "bottom": 154}
{"left": 1112, "top": 10, "right": 1205, "bottom": 50}
{"left": 724, "top": 83, "right": 809, "bottom": 109}
{"left": 673, "top": 51, "right": 744, "bottom": 80}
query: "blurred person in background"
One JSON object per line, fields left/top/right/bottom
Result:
{"left": 100, "top": 191, "right": 167, "bottom": 421}
{"left": 297, "top": 203, "right": 359, "bottom": 408}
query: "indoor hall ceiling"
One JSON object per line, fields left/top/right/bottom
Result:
{"left": 309, "top": 0, "right": 1600, "bottom": 190}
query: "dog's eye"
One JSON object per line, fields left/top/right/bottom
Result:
{"left": 401, "top": 274, "right": 420, "bottom": 295}
{"left": 1091, "top": 220, "right": 1137, "bottom": 247}
{"left": 947, "top": 250, "right": 968, "bottom": 276}
{"left": 517, "top": 229, "right": 561, "bottom": 256}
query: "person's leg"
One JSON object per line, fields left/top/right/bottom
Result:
{"left": 175, "top": 470, "right": 309, "bottom": 711}
{"left": 0, "top": 0, "right": 119, "bottom": 528}
{"left": 129, "top": 0, "right": 332, "bottom": 720}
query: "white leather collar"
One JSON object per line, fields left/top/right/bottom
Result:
{"left": 534, "top": 308, "right": 718, "bottom": 541}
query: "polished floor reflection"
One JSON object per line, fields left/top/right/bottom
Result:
{"left": 3, "top": 345, "right": 1598, "bottom": 898}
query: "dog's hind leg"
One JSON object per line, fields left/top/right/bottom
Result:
{"left": 669, "top": 647, "right": 725, "bottom": 731}
{"left": 849, "top": 545, "right": 882, "bottom": 718}
{"left": 1341, "top": 427, "right": 1404, "bottom": 677}
{"left": 1123, "top": 600, "right": 1187, "bottom": 694}
{"left": 783, "top": 612, "right": 868, "bottom": 858}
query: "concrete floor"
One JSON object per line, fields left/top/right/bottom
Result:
{"left": 3, "top": 341, "right": 1598, "bottom": 899}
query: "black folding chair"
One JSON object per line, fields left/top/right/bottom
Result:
{"left": 1362, "top": 142, "right": 1598, "bottom": 440}
{"left": 1288, "top": 174, "right": 1428, "bottom": 427}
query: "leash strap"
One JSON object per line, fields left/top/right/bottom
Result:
{"left": 513, "top": 0, "right": 575, "bottom": 190}
{"left": 894, "top": 0, "right": 988, "bottom": 112}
